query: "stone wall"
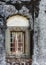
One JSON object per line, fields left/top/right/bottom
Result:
{"left": 32, "top": 0, "right": 46, "bottom": 65}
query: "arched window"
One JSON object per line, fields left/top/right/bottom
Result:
{"left": 5, "top": 15, "right": 30, "bottom": 57}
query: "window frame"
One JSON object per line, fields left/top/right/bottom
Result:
{"left": 10, "top": 31, "right": 25, "bottom": 54}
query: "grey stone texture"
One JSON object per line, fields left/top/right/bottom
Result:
{"left": 32, "top": 0, "right": 46, "bottom": 65}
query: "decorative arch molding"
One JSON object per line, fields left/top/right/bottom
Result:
{"left": 5, "top": 5, "right": 32, "bottom": 19}
{"left": 6, "top": 15, "right": 29, "bottom": 27}
{"left": 6, "top": 13, "right": 33, "bottom": 30}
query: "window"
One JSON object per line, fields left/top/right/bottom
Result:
{"left": 10, "top": 31, "right": 25, "bottom": 54}
{"left": 6, "top": 15, "right": 31, "bottom": 57}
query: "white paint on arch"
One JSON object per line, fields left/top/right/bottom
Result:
{"left": 7, "top": 15, "right": 29, "bottom": 27}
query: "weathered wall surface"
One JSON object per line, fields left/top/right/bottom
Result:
{"left": 32, "top": 0, "right": 46, "bottom": 65}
